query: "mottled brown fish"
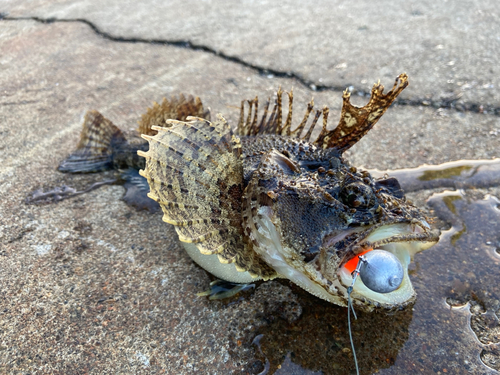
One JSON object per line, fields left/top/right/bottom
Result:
{"left": 57, "top": 95, "right": 210, "bottom": 210}
{"left": 59, "top": 95, "right": 210, "bottom": 173}
{"left": 135, "top": 74, "right": 440, "bottom": 311}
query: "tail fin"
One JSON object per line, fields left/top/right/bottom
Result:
{"left": 58, "top": 110, "right": 126, "bottom": 173}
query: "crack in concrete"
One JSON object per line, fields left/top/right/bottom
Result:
{"left": 2, "top": 13, "right": 500, "bottom": 117}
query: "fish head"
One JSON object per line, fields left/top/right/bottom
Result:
{"left": 243, "top": 142, "right": 439, "bottom": 311}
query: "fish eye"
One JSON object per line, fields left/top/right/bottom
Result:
{"left": 340, "top": 182, "right": 374, "bottom": 208}
{"left": 359, "top": 250, "right": 404, "bottom": 293}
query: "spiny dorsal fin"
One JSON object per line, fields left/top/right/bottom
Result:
{"left": 137, "top": 94, "right": 211, "bottom": 136}
{"left": 236, "top": 74, "right": 409, "bottom": 153}
{"left": 318, "top": 74, "right": 408, "bottom": 151}
{"left": 58, "top": 110, "right": 126, "bottom": 173}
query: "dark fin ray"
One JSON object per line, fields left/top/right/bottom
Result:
{"left": 302, "top": 109, "right": 322, "bottom": 142}
{"left": 138, "top": 94, "right": 211, "bottom": 136}
{"left": 237, "top": 99, "right": 246, "bottom": 135}
{"left": 275, "top": 86, "right": 283, "bottom": 133}
{"left": 266, "top": 102, "right": 279, "bottom": 134}
{"left": 58, "top": 110, "right": 126, "bottom": 173}
{"left": 291, "top": 98, "right": 314, "bottom": 137}
{"left": 257, "top": 99, "right": 270, "bottom": 135}
{"left": 312, "top": 106, "right": 331, "bottom": 146}
{"left": 281, "top": 90, "right": 294, "bottom": 136}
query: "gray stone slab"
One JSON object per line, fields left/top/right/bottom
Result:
{"left": 1, "top": 14, "right": 499, "bottom": 375}
{"left": 4, "top": 0, "right": 500, "bottom": 110}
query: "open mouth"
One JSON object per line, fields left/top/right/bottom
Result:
{"left": 339, "top": 223, "right": 438, "bottom": 307}
{"left": 248, "top": 205, "right": 439, "bottom": 308}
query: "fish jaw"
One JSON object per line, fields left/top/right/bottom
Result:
{"left": 338, "top": 223, "right": 439, "bottom": 310}
{"left": 248, "top": 205, "right": 439, "bottom": 310}
{"left": 248, "top": 206, "right": 349, "bottom": 306}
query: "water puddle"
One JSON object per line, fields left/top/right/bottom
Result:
{"left": 378, "top": 191, "right": 500, "bottom": 374}
{"left": 254, "top": 160, "right": 500, "bottom": 374}
{"left": 370, "top": 158, "right": 500, "bottom": 193}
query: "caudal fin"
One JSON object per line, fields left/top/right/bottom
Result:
{"left": 58, "top": 110, "right": 126, "bottom": 173}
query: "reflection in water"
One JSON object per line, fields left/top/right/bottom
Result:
{"left": 379, "top": 192, "right": 500, "bottom": 374}
{"left": 255, "top": 286, "right": 413, "bottom": 374}
{"left": 370, "top": 158, "right": 500, "bottom": 193}
{"left": 274, "top": 352, "right": 323, "bottom": 375}
{"left": 254, "top": 160, "right": 500, "bottom": 375}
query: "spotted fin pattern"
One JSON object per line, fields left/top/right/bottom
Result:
{"left": 237, "top": 74, "right": 408, "bottom": 152}
{"left": 138, "top": 94, "right": 211, "bottom": 136}
{"left": 58, "top": 110, "right": 126, "bottom": 173}
{"left": 138, "top": 115, "right": 276, "bottom": 279}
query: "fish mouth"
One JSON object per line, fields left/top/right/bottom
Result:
{"left": 338, "top": 222, "right": 439, "bottom": 308}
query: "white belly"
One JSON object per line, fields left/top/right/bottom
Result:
{"left": 181, "top": 243, "right": 261, "bottom": 283}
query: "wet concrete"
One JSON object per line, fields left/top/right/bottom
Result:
{"left": 1, "top": 2, "right": 500, "bottom": 374}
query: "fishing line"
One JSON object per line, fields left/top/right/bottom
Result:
{"left": 347, "top": 255, "right": 366, "bottom": 375}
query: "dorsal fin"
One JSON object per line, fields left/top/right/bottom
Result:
{"left": 137, "top": 94, "right": 211, "bottom": 136}
{"left": 237, "top": 74, "right": 409, "bottom": 153}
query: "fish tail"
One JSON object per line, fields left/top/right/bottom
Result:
{"left": 58, "top": 110, "right": 127, "bottom": 173}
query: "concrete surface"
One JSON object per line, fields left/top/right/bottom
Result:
{"left": 4, "top": 0, "right": 500, "bottom": 109}
{"left": 0, "top": 1, "right": 499, "bottom": 374}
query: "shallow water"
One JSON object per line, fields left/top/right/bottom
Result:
{"left": 254, "top": 160, "right": 500, "bottom": 375}
{"left": 379, "top": 191, "right": 500, "bottom": 374}
{"left": 370, "top": 158, "right": 500, "bottom": 193}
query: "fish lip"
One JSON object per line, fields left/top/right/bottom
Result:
{"left": 335, "top": 220, "right": 439, "bottom": 308}
{"left": 360, "top": 222, "right": 439, "bottom": 253}
{"left": 329, "top": 219, "right": 439, "bottom": 267}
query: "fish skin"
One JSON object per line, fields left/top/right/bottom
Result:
{"left": 138, "top": 74, "right": 440, "bottom": 310}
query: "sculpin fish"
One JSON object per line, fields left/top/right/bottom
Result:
{"left": 57, "top": 95, "right": 210, "bottom": 210}
{"left": 61, "top": 74, "right": 440, "bottom": 311}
